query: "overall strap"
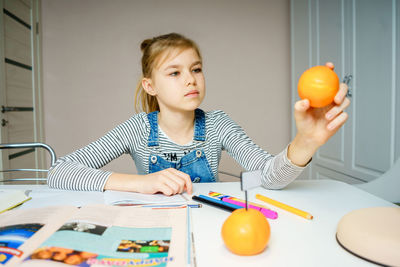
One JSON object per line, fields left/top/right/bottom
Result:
{"left": 147, "top": 111, "right": 159, "bottom": 147}
{"left": 193, "top": 108, "right": 206, "bottom": 141}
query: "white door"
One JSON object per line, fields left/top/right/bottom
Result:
{"left": 291, "top": 0, "right": 400, "bottom": 183}
{"left": 0, "top": 0, "right": 44, "bottom": 183}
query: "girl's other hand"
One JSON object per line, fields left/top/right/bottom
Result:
{"left": 139, "top": 168, "right": 193, "bottom": 196}
{"left": 105, "top": 169, "right": 193, "bottom": 196}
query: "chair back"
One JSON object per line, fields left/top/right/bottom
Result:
{"left": 355, "top": 158, "right": 400, "bottom": 203}
{"left": 0, "top": 142, "right": 56, "bottom": 182}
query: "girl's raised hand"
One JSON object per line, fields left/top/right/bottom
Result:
{"left": 289, "top": 62, "right": 351, "bottom": 166}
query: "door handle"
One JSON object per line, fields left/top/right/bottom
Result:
{"left": 1, "top": 106, "right": 34, "bottom": 113}
{"left": 1, "top": 119, "right": 9, "bottom": 127}
{"left": 343, "top": 75, "right": 353, "bottom": 98}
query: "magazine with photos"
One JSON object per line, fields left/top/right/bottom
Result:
{"left": 0, "top": 204, "right": 187, "bottom": 267}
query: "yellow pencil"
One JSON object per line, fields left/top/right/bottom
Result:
{"left": 255, "top": 194, "right": 313, "bottom": 220}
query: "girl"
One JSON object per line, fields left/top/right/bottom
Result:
{"left": 47, "top": 33, "right": 350, "bottom": 196}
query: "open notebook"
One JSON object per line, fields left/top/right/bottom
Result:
{"left": 14, "top": 189, "right": 191, "bottom": 210}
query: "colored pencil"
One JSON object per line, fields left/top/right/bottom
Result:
{"left": 256, "top": 194, "right": 313, "bottom": 220}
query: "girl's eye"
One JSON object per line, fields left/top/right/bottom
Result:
{"left": 169, "top": 71, "right": 179, "bottom": 76}
{"left": 193, "top": 68, "right": 202, "bottom": 73}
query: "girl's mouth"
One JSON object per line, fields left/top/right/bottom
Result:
{"left": 185, "top": 90, "right": 199, "bottom": 97}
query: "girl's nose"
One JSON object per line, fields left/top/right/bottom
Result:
{"left": 185, "top": 72, "right": 196, "bottom": 86}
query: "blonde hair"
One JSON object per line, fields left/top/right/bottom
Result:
{"left": 134, "top": 33, "right": 202, "bottom": 113}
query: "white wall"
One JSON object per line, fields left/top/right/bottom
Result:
{"left": 41, "top": 0, "right": 291, "bottom": 180}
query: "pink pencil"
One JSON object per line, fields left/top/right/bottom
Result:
{"left": 222, "top": 197, "right": 278, "bottom": 219}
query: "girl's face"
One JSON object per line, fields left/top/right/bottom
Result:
{"left": 145, "top": 48, "right": 205, "bottom": 113}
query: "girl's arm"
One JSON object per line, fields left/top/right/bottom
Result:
{"left": 105, "top": 168, "right": 193, "bottom": 195}
{"left": 48, "top": 114, "right": 193, "bottom": 195}
{"left": 47, "top": 115, "right": 145, "bottom": 191}
{"left": 214, "top": 65, "right": 349, "bottom": 189}
{"left": 47, "top": 126, "right": 129, "bottom": 191}
{"left": 213, "top": 110, "right": 305, "bottom": 189}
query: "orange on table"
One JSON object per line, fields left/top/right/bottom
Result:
{"left": 298, "top": 65, "right": 339, "bottom": 108}
{"left": 221, "top": 208, "right": 270, "bottom": 256}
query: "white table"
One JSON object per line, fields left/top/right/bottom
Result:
{"left": 1, "top": 180, "right": 396, "bottom": 267}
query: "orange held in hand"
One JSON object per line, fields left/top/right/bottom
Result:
{"left": 221, "top": 208, "right": 270, "bottom": 256}
{"left": 298, "top": 65, "right": 339, "bottom": 108}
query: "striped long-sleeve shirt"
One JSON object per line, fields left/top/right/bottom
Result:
{"left": 47, "top": 110, "right": 306, "bottom": 191}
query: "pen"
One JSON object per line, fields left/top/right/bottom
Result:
{"left": 255, "top": 194, "right": 313, "bottom": 220}
{"left": 114, "top": 203, "right": 202, "bottom": 208}
{"left": 187, "top": 205, "right": 191, "bottom": 266}
{"left": 187, "top": 204, "right": 202, "bottom": 208}
{"left": 192, "top": 195, "right": 243, "bottom": 212}
{"left": 187, "top": 206, "right": 197, "bottom": 267}
{"left": 151, "top": 206, "right": 187, "bottom": 210}
{"left": 221, "top": 198, "right": 278, "bottom": 219}
{"left": 146, "top": 204, "right": 202, "bottom": 208}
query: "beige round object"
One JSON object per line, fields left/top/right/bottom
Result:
{"left": 336, "top": 207, "right": 400, "bottom": 266}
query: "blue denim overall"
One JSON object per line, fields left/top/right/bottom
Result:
{"left": 147, "top": 109, "right": 215, "bottom": 183}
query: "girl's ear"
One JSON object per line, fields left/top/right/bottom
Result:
{"left": 142, "top": 78, "right": 157, "bottom": 96}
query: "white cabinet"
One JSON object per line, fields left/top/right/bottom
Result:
{"left": 290, "top": 0, "right": 400, "bottom": 183}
